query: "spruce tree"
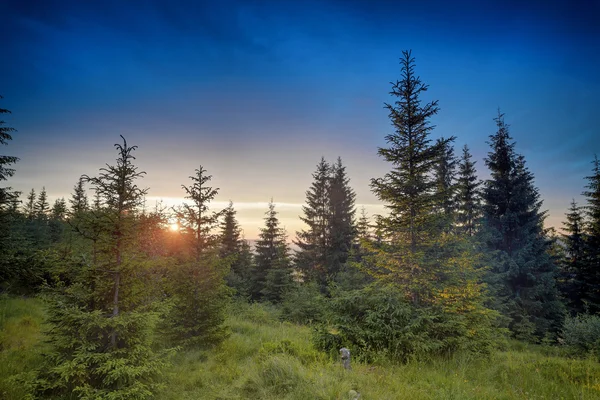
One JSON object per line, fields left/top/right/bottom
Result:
{"left": 434, "top": 137, "right": 457, "bottom": 231}
{"left": 561, "top": 200, "right": 586, "bottom": 314}
{"left": 220, "top": 201, "right": 252, "bottom": 296}
{"left": 456, "top": 145, "right": 481, "bottom": 236}
{"left": 359, "top": 51, "right": 497, "bottom": 358}
{"left": 369, "top": 50, "right": 449, "bottom": 303}
{"left": 40, "top": 136, "right": 168, "bottom": 398}
{"left": 295, "top": 158, "right": 331, "bottom": 284}
{"left": 70, "top": 176, "right": 89, "bottom": 215}
{"left": 328, "top": 157, "right": 356, "bottom": 278}
{"left": 35, "top": 187, "right": 50, "bottom": 219}
{"left": 581, "top": 155, "right": 600, "bottom": 313}
{"left": 251, "top": 201, "right": 291, "bottom": 302}
{"left": 0, "top": 96, "right": 19, "bottom": 208}
{"left": 25, "top": 188, "right": 36, "bottom": 219}
{"left": 482, "top": 112, "right": 563, "bottom": 339}
{"left": 168, "top": 166, "right": 229, "bottom": 346}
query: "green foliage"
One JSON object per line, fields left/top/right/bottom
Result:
{"left": 165, "top": 253, "right": 231, "bottom": 348}
{"left": 481, "top": 112, "right": 564, "bottom": 339}
{"left": 314, "top": 284, "right": 499, "bottom": 363}
{"left": 280, "top": 282, "right": 327, "bottom": 325}
{"left": 250, "top": 201, "right": 292, "bottom": 302}
{"left": 295, "top": 157, "right": 356, "bottom": 288}
{"left": 455, "top": 145, "right": 481, "bottom": 236}
{"left": 0, "top": 95, "right": 19, "bottom": 209}
{"left": 562, "top": 313, "right": 600, "bottom": 359}
{"left": 581, "top": 155, "right": 600, "bottom": 313}
{"left": 37, "top": 285, "right": 171, "bottom": 399}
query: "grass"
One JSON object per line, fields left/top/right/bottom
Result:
{"left": 1, "top": 296, "right": 599, "bottom": 399}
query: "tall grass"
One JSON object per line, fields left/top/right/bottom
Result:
{"left": 1, "top": 297, "right": 600, "bottom": 399}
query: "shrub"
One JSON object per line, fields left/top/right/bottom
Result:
{"left": 314, "top": 284, "right": 499, "bottom": 363}
{"left": 562, "top": 313, "right": 600, "bottom": 358}
{"left": 280, "top": 282, "right": 326, "bottom": 325}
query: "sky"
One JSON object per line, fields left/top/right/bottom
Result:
{"left": 1, "top": 0, "right": 599, "bottom": 240}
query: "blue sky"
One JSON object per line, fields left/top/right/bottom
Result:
{"left": 1, "top": 0, "right": 599, "bottom": 238}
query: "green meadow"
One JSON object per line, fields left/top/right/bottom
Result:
{"left": 2, "top": 296, "right": 599, "bottom": 400}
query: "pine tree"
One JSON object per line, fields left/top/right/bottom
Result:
{"left": 40, "top": 136, "right": 168, "bottom": 398}
{"left": 35, "top": 186, "right": 50, "bottom": 219}
{"left": 561, "top": 200, "right": 586, "bottom": 314}
{"left": 251, "top": 201, "right": 291, "bottom": 301}
{"left": 580, "top": 155, "right": 600, "bottom": 313}
{"left": 295, "top": 158, "right": 331, "bottom": 284}
{"left": 357, "top": 51, "right": 498, "bottom": 359}
{"left": 220, "top": 201, "right": 241, "bottom": 259}
{"left": 368, "top": 50, "right": 449, "bottom": 303}
{"left": 25, "top": 188, "right": 36, "bottom": 219}
{"left": 434, "top": 137, "right": 457, "bottom": 229}
{"left": 456, "top": 145, "right": 481, "bottom": 236}
{"left": 168, "top": 166, "right": 229, "bottom": 346}
{"left": 220, "top": 202, "right": 252, "bottom": 296}
{"left": 175, "top": 166, "right": 222, "bottom": 258}
{"left": 70, "top": 176, "right": 89, "bottom": 215}
{"left": 0, "top": 96, "right": 19, "bottom": 209}
{"left": 328, "top": 157, "right": 356, "bottom": 278}
{"left": 482, "top": 112, "right": 563, "bottom": 340}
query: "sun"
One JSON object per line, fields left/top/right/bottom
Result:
{"left": 169, "top": 222, "right": 179, "bottom": 232}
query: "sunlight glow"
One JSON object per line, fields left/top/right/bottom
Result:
{"left": 169, "top": 222, "right": 179, "bottom": 232}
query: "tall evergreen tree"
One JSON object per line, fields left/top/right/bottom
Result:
{"left": 251, "top": 201, "right": 291, "bottom": 302}
{"left": 168, "top": 166, "right": 229, "bottom": 346}
{"left": 0, "top": 96, "right": 19, "bottom": 208}
{"left": 35, "top": 186, "right": 50, "bottom": 219}
{"left": 580, "top": 155, "right": 600, "bottom": 313}
{"left": 482, "top": 112, "right": 563, "bottom": 339}
{"left": 368, "top": 50, "right": 453, "bottom": 304}
{"left": 25, "top": 188, "right": 36, "bottom": 219}
{"left": 456, "top": 145, "right": 481, "bottom": 236}
{"left": 175, "top": 166, "right": 222, "bottom": 258}
{"left": 328, "top": 157, "right": 357, "bottom": 277}
{"left": 220, "top": 201, "right": 253, "bottom": 296}
{"left": 70, "top": 176, "right": 89, "bottom": 215}
{"left": 220, "top": 201, "right": 241, "bottom": 259}
{"left": 434, "top": 137, "right": 457, "bottom": 230}
{"left": 40, "top": 136, "right": 169, "bottom": 398}
{"left": 295, "top": 158, "right": 331, "bottom": 284}
{"left": 561, "top": 200, "right": 586, "bottom": 314}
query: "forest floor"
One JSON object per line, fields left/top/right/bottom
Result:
{"left": 1, "top": 295, "right": 600, "bottom": 399}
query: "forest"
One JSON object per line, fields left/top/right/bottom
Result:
{"left": 1, "top": 51, "right": 599, "bottom": 399}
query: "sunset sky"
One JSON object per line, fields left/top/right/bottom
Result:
{"left": 1, "top": 0, "right": 599, "bottom": 240}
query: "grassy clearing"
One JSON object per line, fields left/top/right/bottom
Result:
{"left": 1, "top": 297, "right": 599, "bottom": 399}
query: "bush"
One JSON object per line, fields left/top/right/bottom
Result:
{"left": 280, "top": 282, "right": 326, "bottom": 325}
{"left": 562, "top": 314, "right": 600, "bottom": 359}
{"left": 314, "top": 284, "right": 498, "bottom": 363}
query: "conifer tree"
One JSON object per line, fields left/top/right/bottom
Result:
{"left": 70, "top": 176, "right": 89, "bottom": 215}
{"left": 482, "top": 112, "right": 563, "bottom": 339}
{"left": 456, "top": 145, "right": 481, "bottom": 236}
{"left": 251, "top": 201, "right": 291, "bottom": 301}
{"left": 368, "top": 50, "right": 452, "bottom": 303}
{"left": 35, "top": 187, "right": 50, "bottom": 219}
{"left": 580, "top": 155, "right": 600, "bottom": 313}
{"left": 220, "top": 202, "right": 252, "bottom": 296}
{"left": 295, "top": 158, "right": 331, "bottom": 283}
{"left": 220, "top": 201, "right": 241, "bottom": 259}
{"left": 358, "top": 51, "right": 497, "bottom": 358}
{"left": 168, "top": 166, "right": 229, "bottom": 346}
{"left": 175, "top": 166, "right": 222, "bottom": 258}
{"left": 434, "top": 137, "right": 457, "bottom": 228}
{"left": 40, "top": 136, "right": 168, "bottom": 398}
{"left": 0, "top": 96, "right": 19, "bottom": 209}
{"left": 328, "top": 157, "right": 356, "bottom": 277}
{"left": 25, "top": 188, "right": 36, "bottom": 219}
{"left": 561, "top": 200, "right": 586, "bottom": 314}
